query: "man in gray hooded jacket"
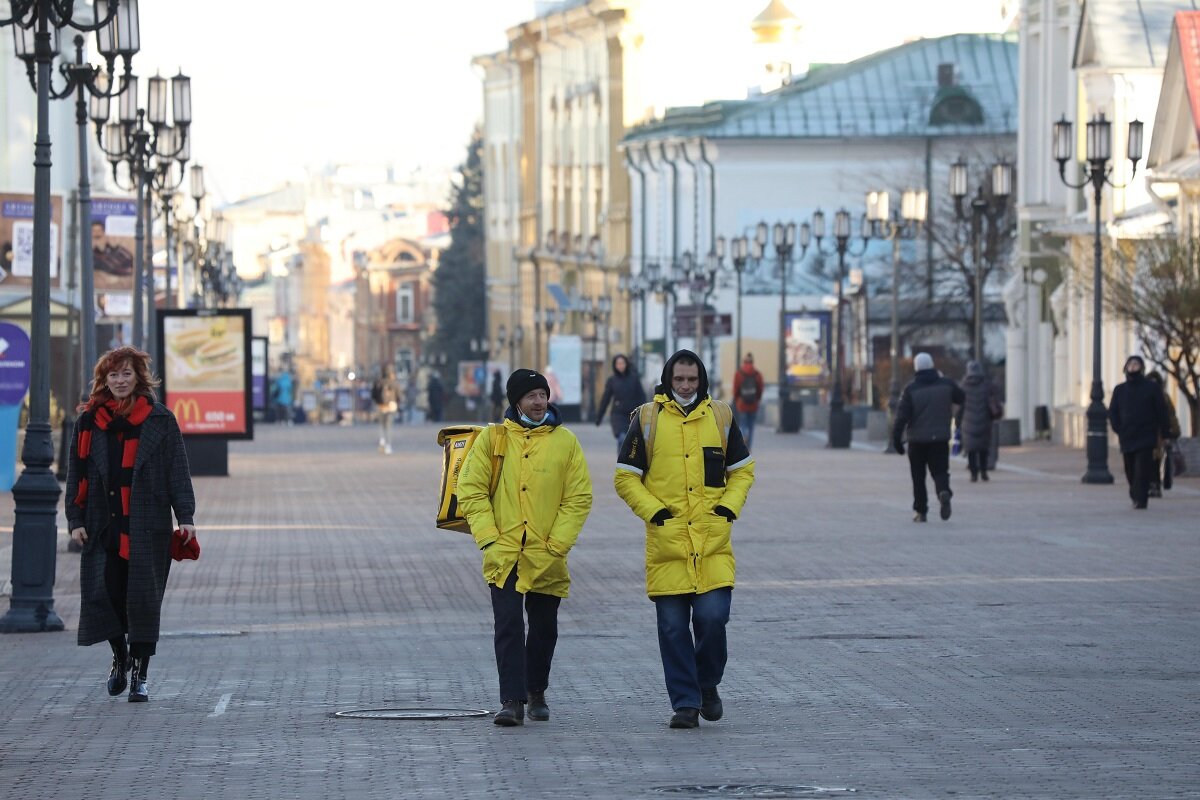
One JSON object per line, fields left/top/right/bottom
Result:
{"left": 893, "top": 352, "right": 965, "bottom": 522}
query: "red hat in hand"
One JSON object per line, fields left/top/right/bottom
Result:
{"left": 170, "top": 529, "right": 200, "bottom": 561}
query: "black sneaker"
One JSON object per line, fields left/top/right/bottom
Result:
{"left": 669, "top": 708, "right": 700, "bottom": 729}
{"left": 527, "top": 690, "right": 549, "bottom": 721}
{"left": 700, "top": 688, "right": 723, "bottom": 721}
{"left": 493, "top": 700, "right": 524, "bottom": 726}
{"left": 938, "top": 491, "right": 952, "bottom": 521}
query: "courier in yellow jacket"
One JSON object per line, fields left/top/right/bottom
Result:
{"left": 458, "top": 369, "right": 592, "bottom": 726}
{"left": 614, "top": 350, "right": 754, "bottom": 729}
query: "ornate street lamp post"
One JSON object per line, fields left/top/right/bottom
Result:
{"left": 800, "top": 209, "right": 870, "bottom": 449}
{"left": 1053, "top": 112, "right": 1143, "bottom": 484}
{"left": 0, "top": 0, "right": 138, "bottom": 633}
{"left": 949, "top": 158, "right": 1013, "bottom": 363}
{"left": 866, "top": 188, "right": 927, "bottom": 453}
{"left": 618, "top": 272, "right": 649, "bottom": 376}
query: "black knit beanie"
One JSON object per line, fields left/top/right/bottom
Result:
{"left": 506, "top": 369, "right": 551, "bottom": 409}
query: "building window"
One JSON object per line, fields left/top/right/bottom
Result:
{"left": 396, "top": 282, "right": 415, "bottom": 323}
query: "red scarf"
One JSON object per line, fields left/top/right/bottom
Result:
{"left": 74, "top": 396, "right": 153, "bottom": 560}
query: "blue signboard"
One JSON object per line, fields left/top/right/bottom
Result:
{"left": 0, "top": 322, "right": 32, "bottom": 491}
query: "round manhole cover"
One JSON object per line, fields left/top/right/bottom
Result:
{"left": 333, "top": 708, "right": 490, "bottom": 720}
{"left": 161, "top": 630, "right": 245, "bottom": 638}
{"left": 651, "top": 786, "right": 855, "bottom": 798}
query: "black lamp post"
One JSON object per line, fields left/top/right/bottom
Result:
{"left": 173, "top": 164, "right": 205, "bottom": 308}
{"left": 762, "top": 220, "right": 799, "bottom": 431}
{"left": 799, "top": 208, "right": 870, "bottom": 449}
{"left": 866, "top": 188, "right": 927, "bottom": 452}
{"left": 949, "top": 157, "right": 1013, "bottom": 362}
{"left": 723, "top": 235, "right": 755, "bottom": 365}
{"left": 0, "top": 0, "right": 138, "bottom": 633}
{"left": 618, "top": 272, "right": 649, "bottom": 376}
{"left": 1053, "top": 111, "right": 1143, "bottom": 484}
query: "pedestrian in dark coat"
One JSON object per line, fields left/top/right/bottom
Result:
{"left": 956, "top": 361, "right": 1003, "bottom": 482}
{"left": 490, "top": 370, "right": 505, "bottom": 422}
{"left": 1146, "top": 371, "right": 1182, "bottom": 496}
{"left": 426, "top": 372, "right": 445, "bottom": 422}
{"left": 594, "top": 353, "right": 646, "bottom": 452}
{"left": 66, "top": 347, "right": 196, "bottom": 703}
{"left": 892, "top": 352, "right": 965, "bottom": 522}
{"left": 1109, "top": 356, "right": 1171, "bottom": 509}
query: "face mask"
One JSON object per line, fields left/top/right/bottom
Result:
{"left": 671, "top": 390, "right": 697, "bottom": 407}
{"left": 519, "top": 409, "right": 547, "bottom": 426}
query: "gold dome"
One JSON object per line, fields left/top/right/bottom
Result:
{"left": 751, "top": 0, "right": 801, "bottom": 44}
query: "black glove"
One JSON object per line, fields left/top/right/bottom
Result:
{"left": 650, "top": 508, "right": 673, "bottom": 526}
{"left": 714, "top": 505, "right": 736, "bottom": 521}
{"left": 893, "top": 440, "right": 905, "bottom": 456}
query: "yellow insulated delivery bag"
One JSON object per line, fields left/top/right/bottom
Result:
{"left": 435, "top": 424, "right": 506, "bottom": 533}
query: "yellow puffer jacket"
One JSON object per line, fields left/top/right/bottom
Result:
{"left": 458, "top": 413, "right": 592, "bottom": 598}
{"left": 614, "top": 393, "right": 755, "bottom": 597}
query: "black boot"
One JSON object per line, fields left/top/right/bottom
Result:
{"left": 700, "top": 687, "right": 723, "bottom": 721}
{"left": 128, "top": 657, "right": 149, "bottom": 703}
{"left": 106, "top": 639, "right": 129, "bottom": 697}
{"left": 527, "top": 690, "right": 549, "bottom": 721}
{"left": 669, "top": 708, "right": 700, "bottom": 728}
{"left": 493, "top": 700, "right": 524, "bottom": 727}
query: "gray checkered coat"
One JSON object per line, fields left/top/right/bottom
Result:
{"left": 65, "top": 402, "right": 196, "bottom": 647}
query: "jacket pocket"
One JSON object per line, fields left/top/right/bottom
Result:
{"left": 703, "top": 447, "right": 726, "bottom": 488}
{"left": 645, "top": 517, "right": 689, "bottom": 563}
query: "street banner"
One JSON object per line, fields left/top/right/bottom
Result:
{"left": 250, "top": 336, "right": 269, "bottom": 412}
{"left": 0, "top": 192, "right": 63, "bottom": 288}
{"left": 0, "top": 322, "right": 32, "bottom": 490}
{"left": 548, "top": 335, "right": 582, "bottom": 405}
{"left": 456, "top": 360, "right": 484, "bottom": 398}
{"left": 158, "top": 308, "right": 253, "bottom": 439}
{"left": 90, "top": 196, "right": 137, "bottom": 298}
{"left": 783, "top": 310, "right": 833, "bottom": 387}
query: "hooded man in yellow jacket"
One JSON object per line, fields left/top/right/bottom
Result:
{"left": 458, "top": 368, "right": 592, "bottom": 727}
{"left": 614, "top": 349, "right": 755, "bottom": 729}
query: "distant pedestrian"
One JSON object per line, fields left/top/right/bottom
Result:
{"left": 892, "top": 352, "right": 965, "bottom": 522}
{"left": 66, "top": 347, "right": 197, "bottom": 704}
{"left": 732, "top": 353, "right": 764, "bottom": 450}
{"left": 457, "top": 369, "right": 593, "bottom": 727}
{"left": 371, "top": 365, "right": 401, "bottom": 455}
{"left": 614, "top": 349, "right": 755, "bottom": 729}
{"left": 595, "top": 354, "right": 646, "bottom": 453}
{"left": 956, "top": 361, "right": 1003, "bottom": 482}
{"left": 1145, "top": 371, "right": 1182, "bottom": 496}
{"left": 426, "top": 372, "right": 444, "bottom": 422}
{"left": 405, "top": 377, "right": 419, "bottom": 425}
{"left": 1109, "top": 356, "right": 1171, "bottom": 509}
{"left": 490, "top": 370, "right": 505, "bottom": 422}
{"left": 271, "top": 370, "right": 293, "bottom": 426}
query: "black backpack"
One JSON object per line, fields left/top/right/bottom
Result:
{"left": 739, "top": 374, "right": 760, "bottom": 402}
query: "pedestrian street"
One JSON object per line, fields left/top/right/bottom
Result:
{"left": 1, "top": 421, "right": 1197, "bottom": 799}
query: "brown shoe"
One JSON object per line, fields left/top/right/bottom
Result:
{"left": 493, "top": 700, "right": 524, "bottom": 726}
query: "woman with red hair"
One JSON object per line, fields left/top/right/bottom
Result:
{"left": 65, "top": 347, "right": 196, "bottom": 702}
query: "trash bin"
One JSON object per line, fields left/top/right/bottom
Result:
{"left": 780, "top": 393, "right": 803, "bottom": 433}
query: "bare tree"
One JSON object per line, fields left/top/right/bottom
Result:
{"left": 1106, "top": 236, "right": 1200, "bottom": 436}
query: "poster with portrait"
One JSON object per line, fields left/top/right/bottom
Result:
{"left": 0, "top": 192, "right": 63, "bottom": 288}
{"left": 158, "top": 308, "right": 253, "bottom": 439}
{"left": 783, "top": 310, "right": 832, "bottom": 388}
{"left": 90, "top": 196, "right": 137, "bottom": 297}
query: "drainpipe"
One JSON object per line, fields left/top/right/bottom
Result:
{"left": 698, "top": 138, "right": 718, "bottom": 370}
{"left": 625, "top": 147, "right": 648, "bottom": 376}
{"left": 660, "top": 141, "right": 680, "bottom": 356}
{"left": 925, "top": 135, "right": 934, "bottom": 301}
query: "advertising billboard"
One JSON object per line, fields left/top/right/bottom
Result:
{"left": 0, "top": 192, "right": 63, "bottom": 288}
{"left": 90, "top": 196, "right": 138, "bottom": 313}
{"left": 250, "top": 336, "right": 269, "bottom": 412}
{"left": 547, "top": 335, "right": 581, "bottom": 405}
{"left": 158, "top": 308, "right": 253, "bottom": 439}
{"left": 783, "top": 310, "right": 833, "bottom": 388}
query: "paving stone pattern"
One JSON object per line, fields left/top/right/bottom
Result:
{"left": 0, "top": 422, "right": 1197, "bottom": 799}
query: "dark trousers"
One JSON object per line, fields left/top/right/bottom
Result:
{"left": 1123, "top": 448, "right": 1155, "bottom": 507}
{"left": 652, "top": 588, "right": 732, "bottom": 711}
{"left": 908, "top": 441, "right": 951, "bottom": 514}
{"left": 967, "top": 449, "right": 989, "bottom": 478}
{"left": 489, "top": 567, "right": 561, "bottom": 703}
{"left": 103, "top": 554, "right": 156, "bottom": 658}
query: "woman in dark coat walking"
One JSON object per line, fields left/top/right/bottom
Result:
{"left": 594, "top": 354, "right": 646, "bottom": 452}
{"left": 66, "top": 347, "right": 196, "bottom": 703}
{"left": 957, "top": 361, "right": 1002, "bottom": 482}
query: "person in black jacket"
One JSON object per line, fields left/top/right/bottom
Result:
{"left": 892, "top": 352, "right": 966, "bottom": 522}
{"left": 595, "top": 354, "right": 646, "bottom": 453}
{"left": 1109, "top": 356, "right": 1171, "bottom": 509}
{"left": 956, "top": 361, "right": 1003, "bottom": 482}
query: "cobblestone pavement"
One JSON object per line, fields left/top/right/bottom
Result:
{"left": 0, "top": 420, "right": 1197, "bottom": 800}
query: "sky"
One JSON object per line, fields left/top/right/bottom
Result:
{"left": 129, "top": 0, "right": 1010, "bottom": 206}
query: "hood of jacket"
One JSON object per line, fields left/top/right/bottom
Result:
{"left": 655, "top": 349, "right": 710, "bottom": 401}
{"left": 913, "top": 367, "right": 941, "bottom": 385}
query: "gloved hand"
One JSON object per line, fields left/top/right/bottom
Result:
{"left": 893, "top": 440, "right": 905, "bottom": 456}
{"left": 650, "top": 508, "right": 673, "bottom": 526}
{"left": 714, "top": 505, "right": 736, "bottom": 521}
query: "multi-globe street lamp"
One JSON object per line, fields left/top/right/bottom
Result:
{"left": 799, "top": 209, "right": 871, "bottom": 449}
{"left": 723, "top": 233, "right": 765, "bottom": 368}
{"left": 949, "top": 158, "right": 1013, "bottom": 362}
{"left": 758, "top": 221, "right": 801, "bottom": 431}
{"left": 0, "top": 0, "right": 139, "bottom": 633}
{"left": 617, "top": 271, "right": 650, "bottom": 376}
{"left": 866, "top": 188, "right": 927, "bottom": 453}
{"left": 172, "top": 163, "right": 206, "bottom": 308}
{"left": 643, "top": 259, "right": 685, "bottom": 362}
{"left": 1052, "top": 111, "right": 1143, "bottom": 484}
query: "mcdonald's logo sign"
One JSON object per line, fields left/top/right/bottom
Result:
{"left": 174, "top": 398, "right": 201, "bottom": 424}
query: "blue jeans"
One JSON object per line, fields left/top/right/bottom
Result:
{"left": 652, "top": 588, "right": 732, "bottom": 710}
{"left": 735, "top": 408, "right": 756, "bottom": 450}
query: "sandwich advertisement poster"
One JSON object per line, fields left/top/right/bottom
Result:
{"left": 158, "top": 308, "right": 253, "bottom": 438}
